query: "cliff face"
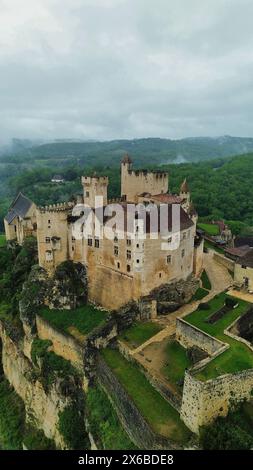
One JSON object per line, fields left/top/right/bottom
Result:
{"left": 0, "top": 321, "right": 79, "bottom": 449}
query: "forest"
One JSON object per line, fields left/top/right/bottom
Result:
{"left": 0, "top": 149, "right": 253, "bottom": 234}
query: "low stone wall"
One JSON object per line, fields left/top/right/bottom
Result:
{"left": 176, "top": 318, "right": 226, "bottom": 355}
{"left": 213, "top": 252, "right": 235, "bottom": 273}
{"left": 180, "top": 368, "right": 253, "bottom": 434}
{"left": 225, "top": 318, "right": 253, "bottom": 352}
{"left": 97, "top": 355, "right": 182, "bottom": 450}
{"left": 36, "top": 315, "right": 83, "bottom": 370}
{"left": 118, "top": 340, "right": 181, "bottom": 411}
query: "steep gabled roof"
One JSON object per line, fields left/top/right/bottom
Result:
{"left": 121, "top": 153, "right": 133, "bottom": 164}
{"left": 180, "top": 178, "right": 190, "bottom": 193}
{"left": 5, "top": 192, "right": 34, "bottom": 225}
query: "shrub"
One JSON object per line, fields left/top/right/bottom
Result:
{"left": 31, "top": 338, "right": 52, "bottom": 366}
{"left": 0, "top": 379, "right": 25, "bottom": 449}
{"left": 225, "top": 297, "right": 238, "bottom": 308}
{"left": 23, "top": 425, "right": 55, "bottom": 450}
{"left": 198, "top": 302, "right": 210, "bottom": 310}
{"left": 58, "top": 402, "right": 89, "bottom": 450}
{"left": 86, "top": 384, "right": 135, "bottom": 449}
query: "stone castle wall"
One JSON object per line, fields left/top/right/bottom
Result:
{"left": 121, "top": 163, "right": 168, "bottom": 203}
{"left": 36, "top": 315, "right": 84, "bottom": 371}
{"left": 180, "top": 369, "right": 253, "bottom": 434}
{"left": 176, "top": 318, "right": 226, "bottom": 355}
{"left": 213, "top": 252, "right": 235, "bottom": 272}
{"left": 97, "top": 355, "right": 182, "bottom": 450}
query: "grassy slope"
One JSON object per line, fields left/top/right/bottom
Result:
{"left": 0, "top": 234, "right": 6, "bottom": 247}
{"left": 201, "top": 270, "right": 212, "bottom": 290}
{"left": 119, "top": 322, "right": 162, "bottom": 349}
{"left": 101, "top": 348, "right": 191, "bottom": 443}
{"left": 185, "top": 293, "right": 253, "bottom": 380}
{"left": 39, "top": 304, "right": 107, "bottom": 337}
{"left": 198, "top": 223, "right": 220, "bottom": 236}
{"left": 162, "top": 340, "right": 192, "bottom": 392}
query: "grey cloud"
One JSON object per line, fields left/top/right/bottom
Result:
{"left": 0, "top": 0, "right": 253, "bottom": 143}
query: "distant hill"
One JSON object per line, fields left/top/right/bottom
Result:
{"left": 2, "top": 135, "right": 253, "bottom": 167}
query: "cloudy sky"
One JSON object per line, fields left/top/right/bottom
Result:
{"left": 1, "top": 0, "right": 253, "bottom": 142}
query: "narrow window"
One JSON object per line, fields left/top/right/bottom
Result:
{"left": 127, "top": 250, "right": 131, "bottom": 260}
{"left": 167, "top": 255, "right": 172, "bottom": 264}
{"left": 114, "top": 246, "right": 119, "bottom": 256}
{"left": 181, "top": 249, "right": 185, "bottom": 258}
{"left": 88, "top": 237, "right": 92, "bottom": 246}
{"left": 45, "top": 237, "right": 50, "bottom": 244}
{"left": 127, "top": 264, "right": 131, "bottom": 272}
{"left": 95, "top": 238, "right": 100, "bottom": 248}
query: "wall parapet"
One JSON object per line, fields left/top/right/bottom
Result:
{"left": 36, "top": 315, "right": 84, "bottom": 371}
{"left": 176, "top": 317, "right": 227, "bottom": 356}
{"left": 180, "top": 368, "right": 253, "bottom": 434}
{"left": 97, "top": 355, "right": 182, "bottom": 450}
{"left": 213, "top": 252, "right": 235, "bottom": 273}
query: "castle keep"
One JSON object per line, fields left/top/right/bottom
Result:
{"left": 5, "top": 156, "right": 203, "bottom": 310}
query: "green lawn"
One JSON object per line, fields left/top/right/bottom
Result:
{"left": 201, "top": 270, "right": 211, "bottom": 291}
{"left": 39, "top": 304, "right": 107, "bottom": 339}
{"left": 192, "top": 287, "right": 209, "bottom": 301}
{"left": 198, "top": 223, "right": 219, "bottom": 236}
{"left": 101, "top": 348, "right": 191, "bottom": 444}
{"left": 184, "top": 293, "right": 253, "bottom": 381}
{"left": 0, "top": 234, "right": 6, "bottom": 247}
{"left": 162, "top": 340, "right": 192, "bottom": 392}
{"left": 119, "top": 321, "right": 162, "bottom": 349}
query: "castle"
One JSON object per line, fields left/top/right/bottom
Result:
{"left": 4, "top": 156, "right": 203, "bottom": 310}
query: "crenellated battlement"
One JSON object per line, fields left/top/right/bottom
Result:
{"left": 37, "top": 201, "right": 75, "bottom": 213}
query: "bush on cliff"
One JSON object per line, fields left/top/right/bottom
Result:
{"left": 0, "top": 379, "right": 25, "bottom": 449}
{"left": 86, "top": 384, "right": 135, "bottom": 450}
{"left": 23, "top": 425, "right": 55, "bottom": 450}
{"left": 58, "top": 402, "right": 89, "bottom": 450}
{"left": 200, "top": 404, "right": 253, "bottom": 450}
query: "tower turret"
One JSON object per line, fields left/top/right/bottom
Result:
{"left": 180, "top": 178, "right": 191, "bottom": 212}
{"left": 82, "top": 174, "right": 109, "bottom": 207}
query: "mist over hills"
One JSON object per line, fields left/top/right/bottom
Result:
{"left": 2, "top": 135, "right": 253, "bottom": 167}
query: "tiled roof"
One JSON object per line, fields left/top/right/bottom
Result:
{"left": 151, "top": 194, "right": 183, "bottom": 204}
{"left": 236, "top": 248, "right": 253, "bottom": 268}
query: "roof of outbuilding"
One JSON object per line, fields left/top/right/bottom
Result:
{"left": 5, "top": 192, "right": 33, "bottom": 224}
{"left": 236, "top": 248, "right": 253, "bottom": 268}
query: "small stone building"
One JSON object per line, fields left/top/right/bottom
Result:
{"left": 4, "top": 192, "right": 37, "bottom": 245}
{"left": 234, "top": 248, "right": 253, "bottom": 291}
